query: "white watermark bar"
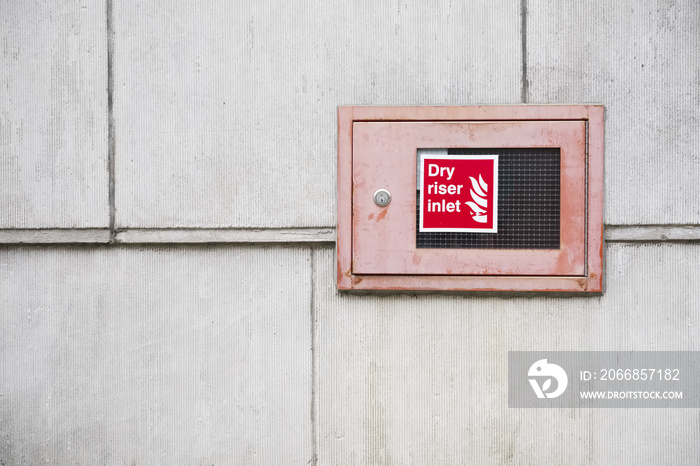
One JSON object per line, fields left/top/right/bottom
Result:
{"left": 508, "top": 352, "right": 700, "bottom": 408}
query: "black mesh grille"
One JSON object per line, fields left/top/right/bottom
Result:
{"left": 416, "top": 148, "right": 560, "bottom": 249}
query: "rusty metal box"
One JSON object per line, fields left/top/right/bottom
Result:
{"left": 337, "top": 105, "right": 604, "bottom": 292}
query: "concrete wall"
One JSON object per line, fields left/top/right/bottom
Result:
{"left": 1, "top": 1, "right": 698, "bottom": 464}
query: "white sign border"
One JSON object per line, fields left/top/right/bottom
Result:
{"left": 419, "top": 153, "right": 499, "bottom": 233}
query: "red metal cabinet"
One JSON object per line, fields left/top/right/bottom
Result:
{"left": 337, "top": 106, "right": 604, "bottom": 292}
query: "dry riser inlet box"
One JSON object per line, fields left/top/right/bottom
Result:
{"left": 337, "top": 105, "right": 604, "bottom": 292}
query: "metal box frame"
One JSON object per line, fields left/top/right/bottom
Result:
{"left": 337, "top": 105, "right": 604, "bottom": 293}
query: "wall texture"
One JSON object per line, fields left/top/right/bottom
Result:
{"left": 1, "top": 1, "right": 699, "bottom": 465}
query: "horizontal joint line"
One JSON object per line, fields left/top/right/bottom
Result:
{"left": 0, "top": 226, "right": 699, "bottom": 244}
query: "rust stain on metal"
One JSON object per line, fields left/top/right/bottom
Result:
{"left": 375, "top": 208, "right": 388, "bottom": 222}
{"left": 368, "top": 213, "right": 375, "bottom": 220}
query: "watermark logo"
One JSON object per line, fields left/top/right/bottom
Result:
{"left": 528, "top": 359, "right": 568, "bottom": 399}
{"left": 509, "top": 351, "right": 699, "bottom": 408}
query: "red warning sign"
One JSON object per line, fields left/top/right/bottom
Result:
{"left": 419, "top": 154, "right": 498, "bottom": 232}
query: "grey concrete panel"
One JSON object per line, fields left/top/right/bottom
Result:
{"left": 0, "top": 246, "right": 313, "bottom": 465}
{"left": 527, "top": 0, "right": 700, "bottom": 225}
{"left": 315, "top": 244, "right": 700, "bottom": 464}
{"left": 114, "top": 1, "right": 522, "bottom": 229}
{"left": 0, "top": 2, "right": 109, "bottom": 228}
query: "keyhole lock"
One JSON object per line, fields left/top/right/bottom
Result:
{"left": 373, "top": 189, "right": 391, "bottom": 207}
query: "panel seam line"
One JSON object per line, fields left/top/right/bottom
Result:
{"left": 309, "top": 249, "right": 318, "bottom": 466}
{"left": 520, "top": 0, "right": 529, "bottom": 103}
{"left": 2, "top": 226, "right": 700, "bottom": 244}
{"left": 107, "top": 0, "right": 116, "bottom": 243}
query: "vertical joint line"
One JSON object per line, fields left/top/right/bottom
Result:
{"left": 520, "top": 0, "right": 528, "bottom": 103}
{"left": 309, "top": 249, "right": 318, "bottom": 465}
{"left": 107, "top": 0, "right": 116, "bottom": 243}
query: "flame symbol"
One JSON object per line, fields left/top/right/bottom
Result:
{"left": 465, "top": 174, "right": 488, "bottom": 223}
